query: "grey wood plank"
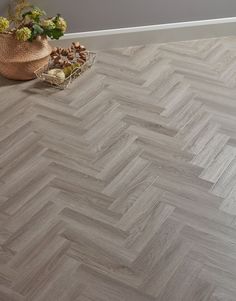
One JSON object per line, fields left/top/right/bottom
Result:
{"left": 1, "top": 37, "right": 236, "bottom": 300}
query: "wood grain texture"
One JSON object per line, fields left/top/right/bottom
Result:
{"left": 1, "top": 36, "right": 236, "bottom": 300}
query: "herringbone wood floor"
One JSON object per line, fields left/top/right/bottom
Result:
{"left": 1, "top": 37, "right": 236, "bottom": 300}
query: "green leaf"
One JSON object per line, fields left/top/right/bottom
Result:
{"left": 45, "top": 27, "right": 64, "bottom": 40}
{"left": 32, "top": 23, "right": 44, "bottom": 35}
{"left": 22, "top": 10, "right": 32, "bottom": 18}
{"left": 28, "top": 23, "right": 44, "bottom": 41}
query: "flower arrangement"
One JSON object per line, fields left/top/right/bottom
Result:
{"left": 0, "top": 0, "right": 67, "bottom": 42}
{"left": 0, "top": 0, "right": 94, "bottom": 84}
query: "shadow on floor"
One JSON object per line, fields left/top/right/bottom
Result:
{"left": 0, "top": 75, "right": 26, "bottom": 88}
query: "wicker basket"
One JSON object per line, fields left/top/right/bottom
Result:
{"left": 0, "top": 33, "right": 52, "bottom": 81}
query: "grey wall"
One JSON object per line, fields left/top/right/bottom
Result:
{"left": 1, "top": 0, "right": 236, "bottom": 33}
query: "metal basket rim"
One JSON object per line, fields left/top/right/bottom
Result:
{"left": 34, "top": 51, "right": 96, "bottom": 89}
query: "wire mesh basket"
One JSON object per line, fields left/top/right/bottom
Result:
{"left": 35, "top": 51, "right": 96, "bottom": 89}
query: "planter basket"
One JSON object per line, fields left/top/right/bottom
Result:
{"left": 0, "top": 33, "right": 52, "bottom": 80}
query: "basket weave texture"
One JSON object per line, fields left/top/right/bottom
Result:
{"left": 0, "top": 33, "right": 52, "bottom": 80}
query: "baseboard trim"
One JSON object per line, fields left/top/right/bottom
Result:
{"left": 51, "top": 17, "right": 236, "bottom": 50}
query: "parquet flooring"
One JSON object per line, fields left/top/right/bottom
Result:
{"left": 1, "top": 36, "right": 236, "bottom": 300}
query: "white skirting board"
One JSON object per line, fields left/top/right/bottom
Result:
{"left": 51, "top": 17, "right": 236, "bottom": 50}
